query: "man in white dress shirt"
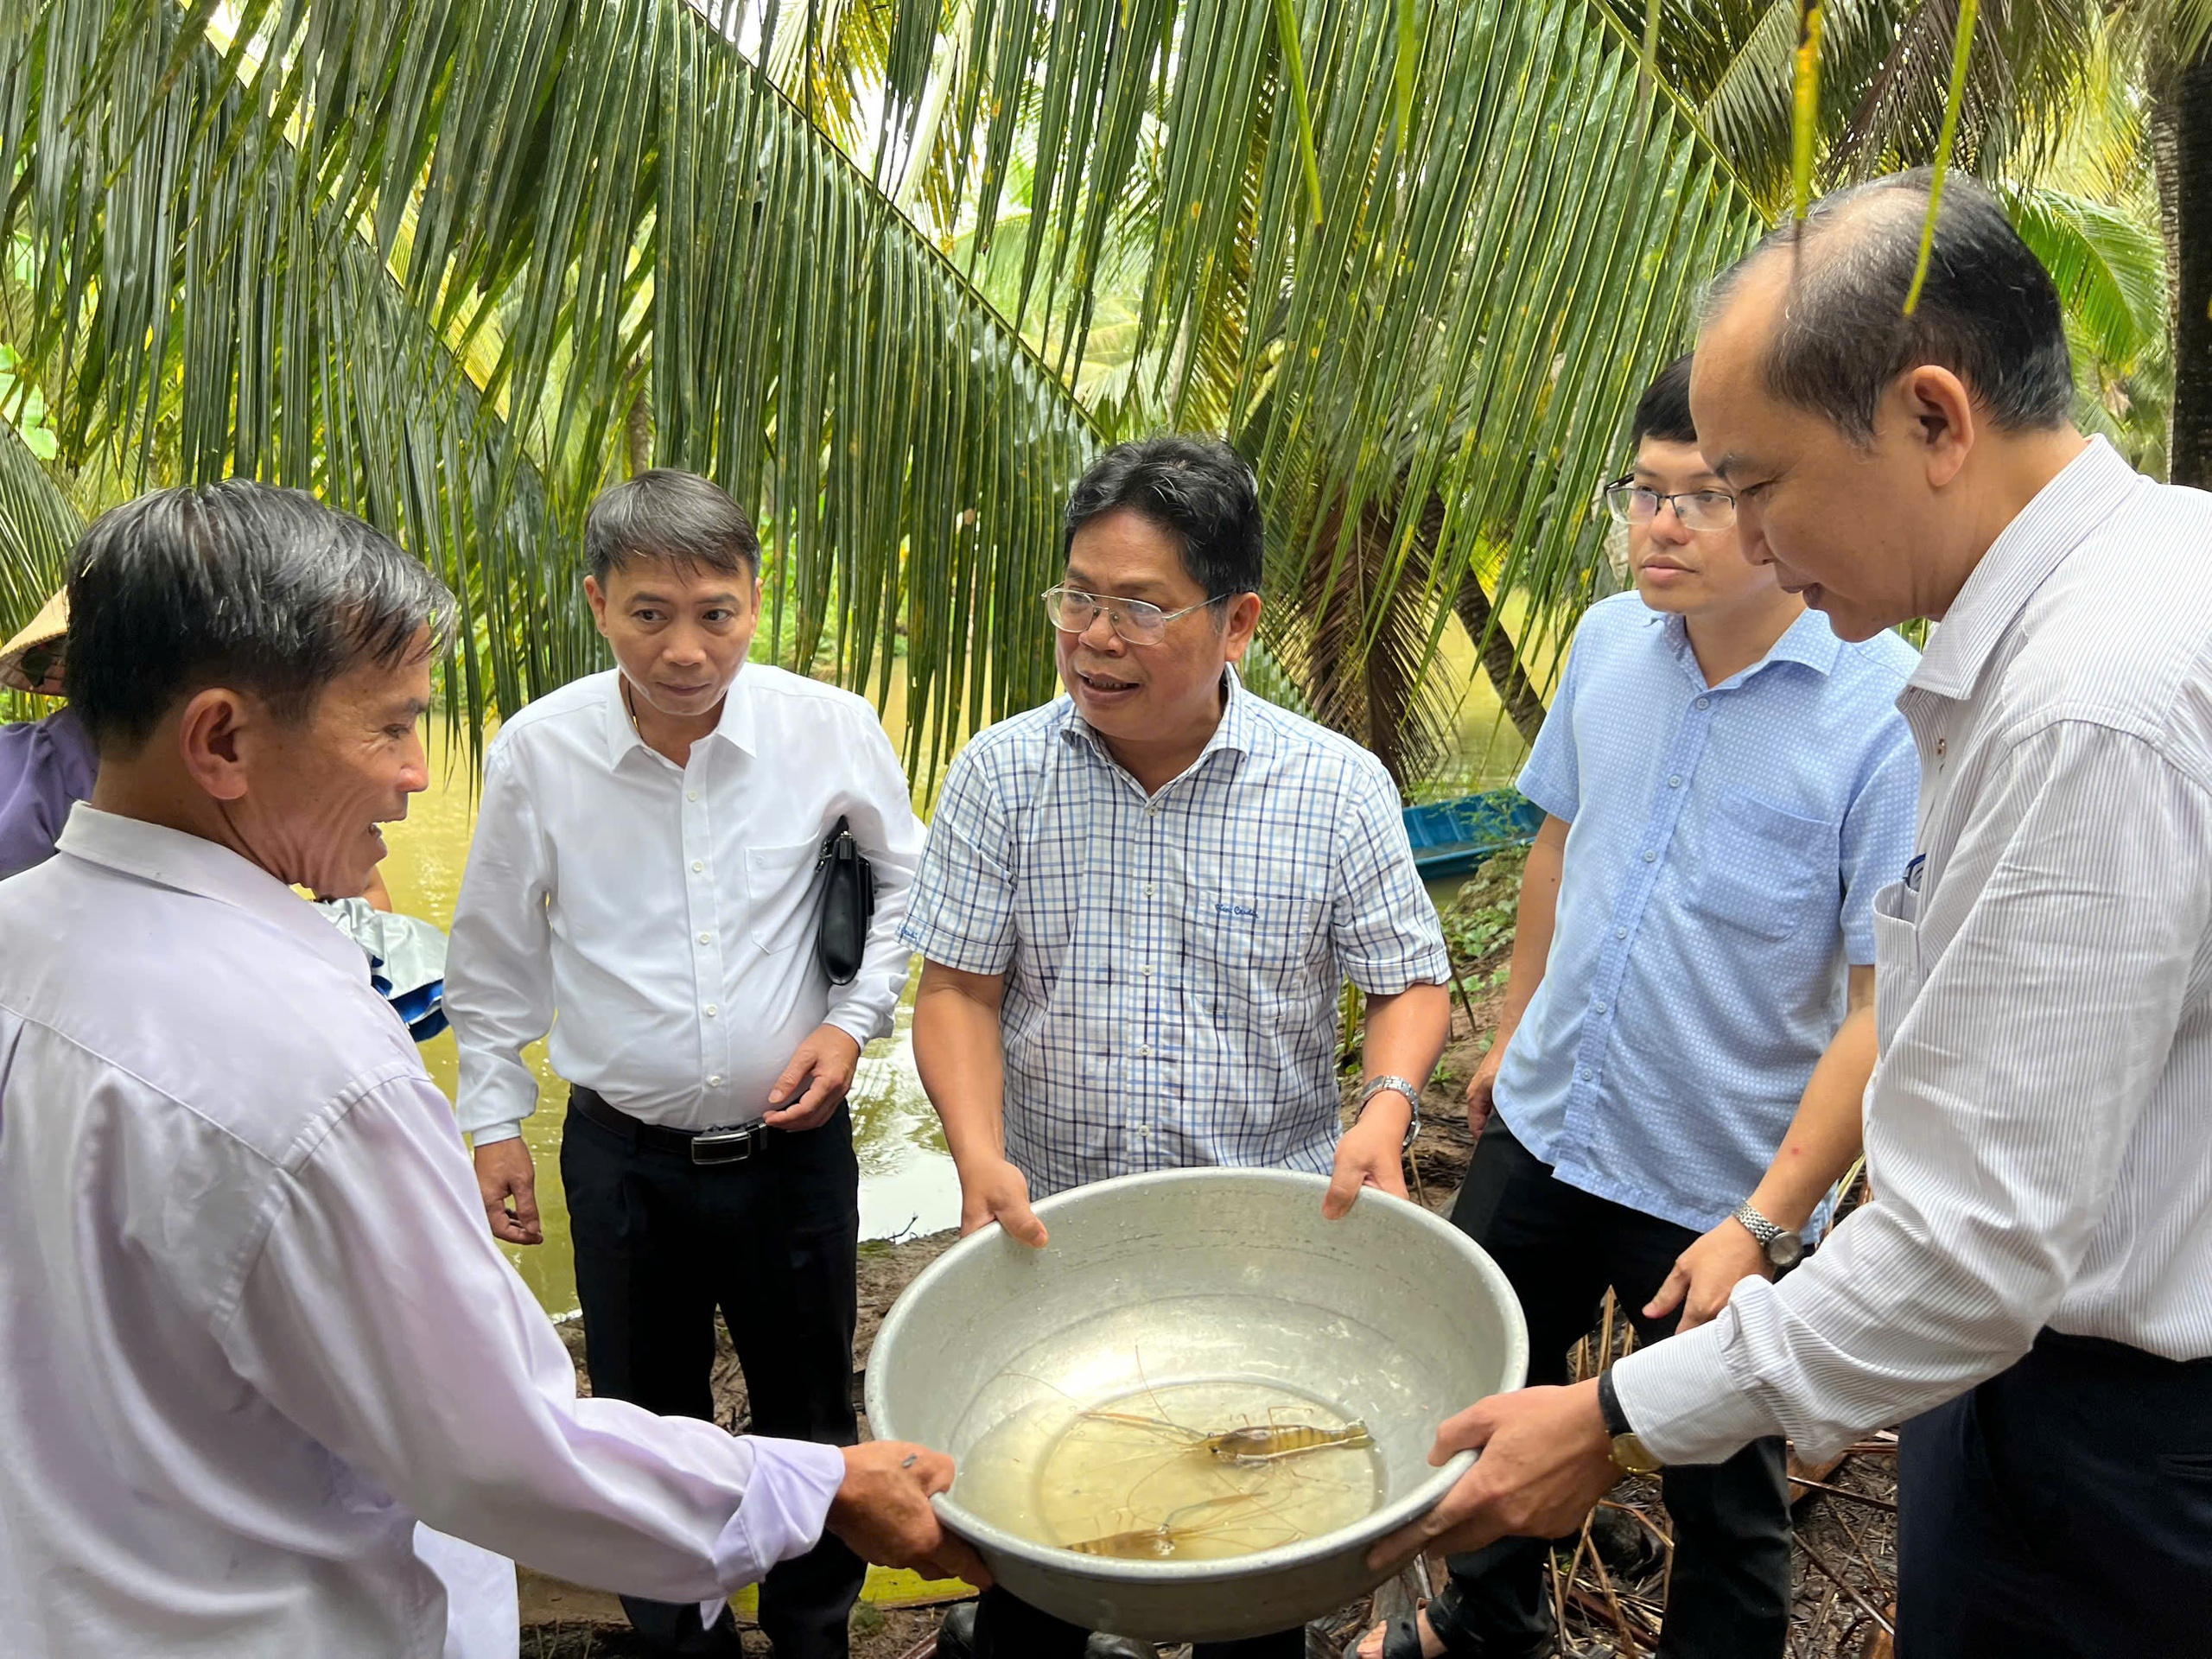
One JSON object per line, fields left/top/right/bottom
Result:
{"left": 448, "top": 469, "right": 925, "bottom": 1659}
{"left": 1376, "top": 173, "right": 2212, "bottom": 1655}
{"left": 0, "top": 481, "right": 976, "bottom": 1659}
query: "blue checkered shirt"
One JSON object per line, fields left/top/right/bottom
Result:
{"left": 1494, "top": 594, "right": 1920, "bottom": 1235}
{"left": 900, "top": 670, "right": 1450, "bottom": 1198}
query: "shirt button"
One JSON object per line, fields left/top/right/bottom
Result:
{"left": 1138, "top": 1045, "right": 1152, "bottom": 1057}
{"left": 1141, "top": 964, "right": 1154, "bottom": 977}
{"left": 704, "top": 1003, "right": 719, "bottom": 1017}
{"left": 1642, "top": 850, "right": 1656, "bottom": 863}
{"left": 1592, "top": 1001, "right": 1606, "bottom": 1014}
{"left": 1615, "top": 926, "right": 1628, "bottom": 940}
{"left": 686, "top": 789, "right": 700, "bottom": 802}
{"left": 708, "top": 1074, "right": 723, "bottom": 1087}
{"left": 1579, "top": 1067, "right": 1593, "bottom": 1081}
{"left": 1694, "top": 696, "right": 1710, "bottom": 709}
{"left": 1668, "top": 776, "right": 1682, "bottom": 788}
{"left": 698, "top": 931, "right": 713, "bottom": 944}
{"left": 1144, "top": 883, "right": 1155, "bottom": 898}
{"left": 692, "top": 860, "right": 705, "bottom": 873}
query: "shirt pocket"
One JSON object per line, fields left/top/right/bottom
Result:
{"left": 1181, "top": 887, "right": 1325, "bottom": 1010}
{"left": 1688, "top": 792, "right": 1838, "bottom": 942}
{"left": 745, "top": 837, "right": 825, "bottom": 955}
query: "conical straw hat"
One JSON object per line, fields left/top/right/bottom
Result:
{"left": 0, "top": 588, "right": 67, "bottom": 696}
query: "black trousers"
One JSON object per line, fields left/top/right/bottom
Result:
{"left": 563, "top": 1094, "right": 867, "bottom": 1659}
{"left": 969, "top": 1586, "right": 1306, "bottom": 1659}
{"left": 1432, "top": 1121, "right": 1790, "bottom": 1659}
{"left": 1896, "top": 1328, "right": 2212, "bottom": 1656}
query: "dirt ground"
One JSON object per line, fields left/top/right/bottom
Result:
{"left": 521, "top": 985, "right": 1898, "bottom": 1658}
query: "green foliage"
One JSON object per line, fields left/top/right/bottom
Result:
{"left": 1437, "top": 843, "right": 1529, "bottom": 982}
{"left": 1, "top": 0, "right": 1098, "bottom": 776}
{"left": 0, "top": 416, "right": 77, "bottom": 642}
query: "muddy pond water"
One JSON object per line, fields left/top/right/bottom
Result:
{"left": 380, "top": 730, "right": 959, "bottom": 1320}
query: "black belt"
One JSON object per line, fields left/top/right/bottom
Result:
{"left": 570, "top": 1085, "right": 770, "bottom": 1166}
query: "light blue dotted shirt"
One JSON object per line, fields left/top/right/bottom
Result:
{"left": 900, "top": 669, "right": 1450, "bottom": 1198}
{"left": 1494, "top": 594, "right": 1919, "bottom": 1235}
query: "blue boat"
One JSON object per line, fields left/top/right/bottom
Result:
{"left": 1402, "top": 788, "right": 1545, "bottom": 881}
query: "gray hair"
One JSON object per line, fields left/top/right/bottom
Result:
{"left": 585, "top": 468, "right": 761, "bottom": 582}
{"left": 1706, "top": 169, "right": 2074, "bottom": 442}
{"left": 64, "top": 481, "right": 454, "bottom": 752}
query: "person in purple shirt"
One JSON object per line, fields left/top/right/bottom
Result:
{"left": 0, "top": 590, "right": 98, "bottom": 880}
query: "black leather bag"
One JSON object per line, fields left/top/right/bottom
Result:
{"left": 814, "top": 816, "right": 877, "bottom": 985}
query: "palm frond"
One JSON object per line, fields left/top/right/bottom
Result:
{"left": 0, "top": 417, "right": 80, "bottom": 636}
{"left": 2007, "top": 182, "right": 2166, "bottom": 366}
{"left": 871, "top": 0, "right": 1767, "bottom": 772}
{"left": 4, "top": 0, "right": 1103, "bottom": 779}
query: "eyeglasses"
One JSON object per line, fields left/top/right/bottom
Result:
{"left": 1041, "top": 585, "right": 1218, "bottom": 646}
{"left": 1604, "top": 479, "right": 1737, "bottom": 531}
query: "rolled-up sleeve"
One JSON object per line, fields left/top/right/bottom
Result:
{"left": 220, "top": 1077, "right": 843, "bottom": 1599}
{"left": 1330, "top": 758, "right": 1449, "bottom": 995}
{"left": 898, "top": 746, "right": 1018, "bottom": 975}
{"left": 1614, "top": 720, "right": 2212, "bottom": 1463}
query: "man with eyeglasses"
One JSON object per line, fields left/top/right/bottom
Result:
{"left": 1353, "top": 356, "right": 1917, "bottom": 1659}
{"left": 902, "top": 434, "right": 1452, "bottom": 1659}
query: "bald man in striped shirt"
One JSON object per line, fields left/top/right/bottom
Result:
{"left": 1380, "top": 171, "right": 2212, "bottom": 1659}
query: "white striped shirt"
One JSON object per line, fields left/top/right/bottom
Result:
{"left": 1616, "top": 437, "right": 2212, "bottom": 1463}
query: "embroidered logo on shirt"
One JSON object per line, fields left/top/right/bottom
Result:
{"left": 1215, "top": 900, "right": 1257, "bottom": 920}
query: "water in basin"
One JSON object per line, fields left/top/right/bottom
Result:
{"left": 957, "top": 1373, "right": 1384, "bottom": 1561}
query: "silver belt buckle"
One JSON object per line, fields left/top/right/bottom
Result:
{"left": 690, "top": 1122, "right": 760, "bottom": 1166}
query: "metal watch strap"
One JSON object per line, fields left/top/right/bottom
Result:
{"left": 1357, "top": 1074, "right": 1423, "bottom": 1152}
{"left": 1732, "top": 1199, "right": 1806, "bottom": 1269}
{"left": 1732, "top": 1199, "right": 1782, "bottom": 1246}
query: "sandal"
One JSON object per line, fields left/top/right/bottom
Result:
{"left": 1343, "top": 1600, "right": 1438, "bottom": 1659}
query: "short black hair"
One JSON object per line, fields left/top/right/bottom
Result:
{"left": 1063, "top": 435, "right": 1263, "bottom": 601}
{"left": 1631, "top": 354, "right": 1698, "bottom": 449}
{"left": 1708, "top": 169, "right": 2073, "bottom": 442}
{"left": 586, "top": 468, "right": 760, "bottom": 583}
{"left": 64, "top": 481, "right": 453, "bottom": 753}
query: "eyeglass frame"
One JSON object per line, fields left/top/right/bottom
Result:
{"left": 1040, "top": 583, "right": 1228, "bottom": 645}
{"left": 1602, "top": 475, "right": 1738, "bottom": 531}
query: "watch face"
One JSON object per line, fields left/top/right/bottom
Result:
{"left": 1768, "top": 1231, "right": 1805, "bottom": 1270}
{"left": 1611, "top": 1433, "right": 1663, "bottom": 1475}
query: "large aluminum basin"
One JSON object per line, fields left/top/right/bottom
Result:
{"left": 865, "top": 1168, "right": 1527, "bottom": 1643}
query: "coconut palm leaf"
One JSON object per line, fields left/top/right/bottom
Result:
{"left": 2008, "top": 182, "right": 2167, "bottom": 366}
{"left": 868, "top": 0, "right": 1770, "bottom": 765}
{"left": 4, "top": 0, "right": 1103, "bottom": 779}
{"left": 3, "top": 1, "right": 584, "bottom": 756}
{"left": 0, "top": 417, "right": 79, "bottom": 638}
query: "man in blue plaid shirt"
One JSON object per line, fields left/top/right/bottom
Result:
{"left": 903, "top": 435, "right": 1452, "bottom": 1659}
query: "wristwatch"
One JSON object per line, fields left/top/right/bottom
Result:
{"left": 1357, "top": 1074, "right": 1424, "bottom": 1152}
{"left": 1731, "top": 1200, "right": 1805, "bottom": 1271}
{"left": 1596, "top": 1370, "right": 1662, "bottom": 1475}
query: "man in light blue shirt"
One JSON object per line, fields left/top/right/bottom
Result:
{"left": 1355, "top": 358, "right": 1916, "bottom": 1659}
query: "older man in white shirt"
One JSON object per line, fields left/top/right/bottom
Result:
{"left": 448, "top": 468, "right": 925, "bottom": 1659}
{"left": 1376, "top": 173, "right": 2212, "bottom": 1658}
{"left": 0, "top": 481, "right": 975, "bottom": 1659}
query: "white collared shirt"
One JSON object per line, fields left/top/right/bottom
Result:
{"left": 1617, "top": 438, "right": 2212, "bottom": 1462}
{"left": 0, "top": 807, "right": 844, "bottom": 1657}
{"left": 447, "top": 664, "right": 923, "bottom": 1141}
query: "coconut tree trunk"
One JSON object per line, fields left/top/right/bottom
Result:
{"left": 2154, "top": 51, "right": 2212, "bottom": 491}
{"left": 1452, "top": 569, "right": 1548, "bottom": 744}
